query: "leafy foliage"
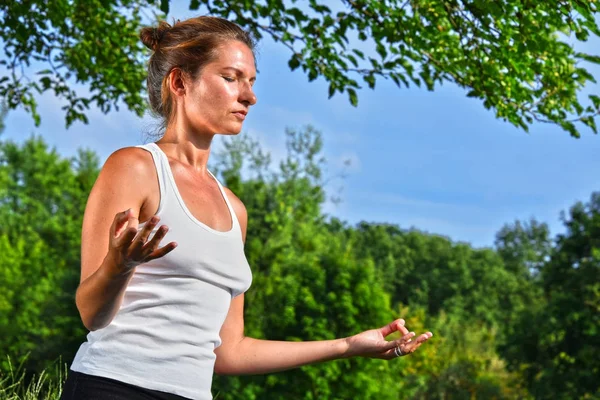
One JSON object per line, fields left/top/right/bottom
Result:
{"left": 179, "top": 0, "right": 600, "bottom": 137}
{"left": 2, "top": 1, "right": 599, "bottom": 136}
{"left": 495, "top": 218, "right": 553, "bottom": 278}
{"left": 0, "top": 0, "right": 149, "bottom": 127}
{"left": 503, "top": 193, "right": 600, "bottom": 399}
{"left": 0, "top": 136, "right": 99, "bottom": 375}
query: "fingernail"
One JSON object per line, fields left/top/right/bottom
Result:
{"left": 399, "top": 319, "right": 405, "bottom": 326}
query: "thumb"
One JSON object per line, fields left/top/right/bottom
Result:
{"left": 112, "top": 208, "right": 132, "bottom": 237}
{"left": 115, "top": 213, "right": 139, "bottom": 248}
{"left": 380, "top": 318, "right": 405, "bottom": 338}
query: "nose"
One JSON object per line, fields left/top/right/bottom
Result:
{"left": 240, "top": 82, "right": 257, "bottom": 106}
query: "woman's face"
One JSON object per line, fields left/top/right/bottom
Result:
{"left": 181, "top": 40, "right": 257, "bottom": 136}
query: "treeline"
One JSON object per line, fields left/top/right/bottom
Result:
{"left": 0, "top": 127, "right": 598, "bottom": 399}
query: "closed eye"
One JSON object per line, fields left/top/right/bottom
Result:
{"left": 222, "top": 76, "right": 235, "bottom": 82}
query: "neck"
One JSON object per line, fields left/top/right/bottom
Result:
{"left": 158, "top": 121, "right": 214, "bottom": 171}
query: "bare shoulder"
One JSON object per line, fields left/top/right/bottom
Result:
{"left": 101, "top": 146, "right": 155, "bottom": 179}
{"left": 88, "top": 146, "right": 158, "bottom": 220}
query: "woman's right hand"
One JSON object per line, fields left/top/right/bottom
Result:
{"left": 107, "top": 208, "right": 177, "bottom": 275}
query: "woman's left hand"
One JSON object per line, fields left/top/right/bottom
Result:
{"left": 344, "top": 319, "right": 433, "bottom": 360}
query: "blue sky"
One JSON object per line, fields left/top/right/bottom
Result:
{"left": 2, "top": 6, "right": 599, "bottom": 248}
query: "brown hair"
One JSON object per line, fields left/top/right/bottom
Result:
{"left": 139, "top": 16, "right": 256, "bottom": 128}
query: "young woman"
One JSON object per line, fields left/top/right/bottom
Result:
{"left": 61, "top": 16, "right": 433, "bottom": 400}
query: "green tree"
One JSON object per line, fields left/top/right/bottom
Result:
{"left": 351, "top": 224, "right": 538, "bottom": 334}
{"left": 2, "top": 1, "right": 599, "bottom": 136}
{"left": 494, "top": 218, "right": 550, "bottom": 347}
{"left": 495, "top": 218, "right": 553, "bottom": 278}
{"left": 505, "top": 193, "right": 600, "bottom": 399}
{"left": 394, "top": 307, "right": 531, "bottom": 399}
{"left": 0, "top": 136, "right": 99, "bottom": 375}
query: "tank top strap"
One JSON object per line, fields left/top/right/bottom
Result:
{"left": 135, "top": 143, "right": 169, "bottom": 215}
{"left": 207, "top": 169, "right": 241, "bottom": 232}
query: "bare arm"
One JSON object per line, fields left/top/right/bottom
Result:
{"left": 214, "top": 189, "right": 432, "bottom": 375}
{"left": 75, "top": 147, "right": 176, "bottom": 331}
{"left": 214, "top": 293, "right": 350, "bottom": 375}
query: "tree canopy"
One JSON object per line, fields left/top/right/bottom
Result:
{"left": 1, "top": 0, "right": 599, "bottom": 136}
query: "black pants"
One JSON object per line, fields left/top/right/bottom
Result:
{"left": 60, "top": 370, "right": 192, "bottom": 400}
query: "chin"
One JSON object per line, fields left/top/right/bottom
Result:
{"left": 217, "top": 124, "right": 244, "bottom": 136}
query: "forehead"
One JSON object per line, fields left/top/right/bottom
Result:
{"left": 210, "top": 40, "right": 256, "bottom": 73}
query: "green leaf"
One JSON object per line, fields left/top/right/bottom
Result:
{"left": 581, "top": 116, "right": 598, "bottom": 134}
{"left": 376, "top": 43, "right": 387, "bottom": 59}
{"left": 160, "top": 0, "right": 169, "bottom": 14}
{"left": 364, "top": 74, "right": 376, "bottom": 89}
{"left": 590, "top": 94, "right": 600, "bottom": 109}
{"left": 352, "top": 49, "right": 365, "bottom": 59}
{"left": 348, "top": 88, "right": 358, "bottom": 106}
{"left": 346, "top": 54, "right": 358, "bottom": 68}
{"left": 288, "top": 55, "right": 301, "bottom": 71}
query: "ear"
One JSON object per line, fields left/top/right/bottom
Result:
{"left": 168, "top": 68, "right": 187, "bottom": 98}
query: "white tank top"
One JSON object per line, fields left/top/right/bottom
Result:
{"left": 71, "top": 143, "right": 252, "bottom": 399}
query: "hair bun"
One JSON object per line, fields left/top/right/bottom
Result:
{"left": 140, "top": 21, "right": 171, "bottom": 51}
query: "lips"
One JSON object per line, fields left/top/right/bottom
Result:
{"left": 232, "top": 110, "right": 247, "bottom": 120}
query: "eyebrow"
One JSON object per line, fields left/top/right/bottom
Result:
{"left": 221, "top": 67, "right": 257, "bottom": 82}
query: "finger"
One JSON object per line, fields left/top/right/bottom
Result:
{"left": 380, "top": 319, "right": 405, "bottom": 337}
{"left": 403, "top": 333, "right": 431, "bottom": 353}
{"left": 122, "top": 214, "right": 140, "bottom": 245}
{"left": 111, "top": 208, "right": 132, "bottom": 237}
{"left": 406, "top": 341, "right": 422, "bottom": 354}
{"left": 382, "top": 332, "right": 416, "bottom": 359}
{"left": 146, "top": 241, "right": 178, "bottom": 261}
{"left": 143, "top": 224, "right": 169, "bottom": 251}
{"left": 133, "top": 216, "right": 160, "bottom": 250}
{"left": 415, "top": 332, "right": 432, "bottom": 343}
{"left": 116, "top": 225, "right": 138, "bottom": 248}
{"left": 383, "top": 331, "right": 415, "bottom": 351}
{"left": 397, "top": 321, "right": 409, "bottom": 336}
{"left": 116, "top": 214, "right": 139, "bottom": 247}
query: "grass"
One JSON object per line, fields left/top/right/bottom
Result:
{"left": 0, "top": 357, "right": 65, "bottom": 400}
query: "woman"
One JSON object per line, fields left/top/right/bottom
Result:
{"left": 61, "top": 16, "right": 433, "bottom": 400}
